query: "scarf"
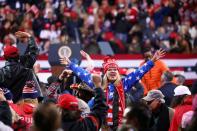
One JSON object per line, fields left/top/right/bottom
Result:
{"left": 106, "top": 81, "right": 125, "bottom": 130}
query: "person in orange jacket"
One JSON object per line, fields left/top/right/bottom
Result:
{"left": 140, "top": 49, "right": 169, "bottom": 94}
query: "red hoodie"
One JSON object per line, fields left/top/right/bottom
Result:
{"left": 169, "top": 95, "right": 193, "bottom": 131}
{"left": 9, "top": 103, "right": 35, "bottom": 129}
{"left": 19, "top": 103, "right": 34, "bottom": 125}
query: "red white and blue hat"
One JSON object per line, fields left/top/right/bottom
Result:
{"left": 22, "top": 81, "right": 39, "bottom": 99}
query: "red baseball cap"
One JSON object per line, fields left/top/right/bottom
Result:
{"left": 57, "top": 94, "right": 79, "bottom": 110}
{"left": 3, "top": 45, "right": 19, "bottom": 59}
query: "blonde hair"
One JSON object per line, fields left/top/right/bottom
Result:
{"left": 9, "top": 106, "right": 20, "bottom": 123}
{"left": 22, "top": 98, "right": 38, "bottom": 105}
{"left": 102, "top": 73, "right": 122, "bottom": 90}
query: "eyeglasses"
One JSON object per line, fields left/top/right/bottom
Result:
{"left": 141, "top": 99, "right": 153, "bottom": 105}
{"left": 146, "top": 100, "right": 154, "bottom": 105}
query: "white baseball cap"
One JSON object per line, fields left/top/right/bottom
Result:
{"left": 174, "top": 85, "right": 191, "bottom": 96}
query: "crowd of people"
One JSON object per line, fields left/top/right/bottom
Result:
{"left": 0, "top": 30, "right": 197, "bottom": 131}
{"left": 0, "top": 0, "right": 196, "bottom": 55}
{"left": 0, "top": 0, "right": 197, "bottom": 131}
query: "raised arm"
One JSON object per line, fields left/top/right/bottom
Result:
{"left": 80, "top": 50, "right": 95, "bottom": 72}
{"left": 15, "top": 31, "right": 39, "bottom": 68}
{"left": 60, "top": 56, "right": 95, "bottom": 88}
{"left": 123, "top": 49, "right": 166, "bottom": 92}
{"left": 83, "top": 74, "right": 108, "bottom": 130}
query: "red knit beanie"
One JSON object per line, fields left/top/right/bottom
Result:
{"left": 102, "top": 56, "right": 119, "bottom": 73}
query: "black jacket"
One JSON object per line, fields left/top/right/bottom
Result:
{"left": 150, "top": 104, "right": 170, "bottom": 131}
{"left": 0, "top": 101, "right": 12, "bottom": 126}
{"left": 62, "top": 88, "right": 108, "bottom": 131}
{"left": 0, "top": 37, "right": 38, "bottom": 103}
{"left": 159, "top": 82, "right": 177, "bottom": 106}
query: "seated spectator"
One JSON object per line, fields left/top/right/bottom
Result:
{"left": 0, "top": 0, "right": 196, "bottom": 55}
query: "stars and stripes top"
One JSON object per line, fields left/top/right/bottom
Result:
{"left": 68, "top": 60, "right": 154, "bottom": 127}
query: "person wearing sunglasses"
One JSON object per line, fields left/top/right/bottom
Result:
{"left": 142, "top": 90, "right": 174, "bottom": 131}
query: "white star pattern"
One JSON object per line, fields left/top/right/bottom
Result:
{"left": 74, "top": 64, "right": 78, "bottom": 67}
{"left": 140, "top": 70, "right": 144, "bottom": 74}
{"left": 88, "top": 80, "right": 91, "bottom": 83}
{"left": 67, "top": 54, "right": 154, "bottom": 102}
{"left": 136, "top": 76, "right": 140, "bottom": 80}
{"left": 109, "top": 92, "right": 113, "bottom": 97}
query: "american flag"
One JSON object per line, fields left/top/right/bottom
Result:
{"left": 0, "top": 54, "right": 196, "bottom": 84}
